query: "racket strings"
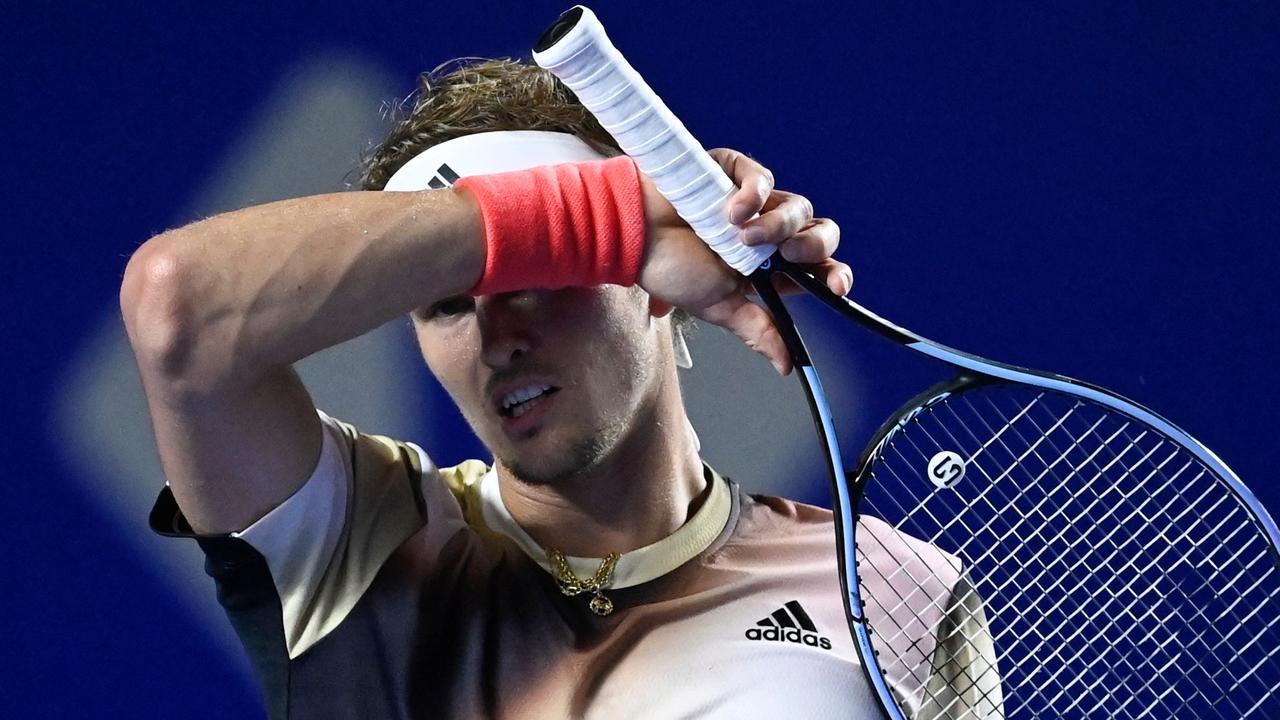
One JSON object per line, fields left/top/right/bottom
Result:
{"left": 1003, "top": 404, "right": 1273, "bottom": 717}
{"left": 1026, "top": 400, "right": 1280, "bottom": 707}
{"left": 854, "top": 384, "right": 1280, "bottom": 719}
{"left": 873, "top": 404, "right": 1226, "bottom": 720}
{"left": 875, "top": 458, "right": 1213, "bottom": 717}
{"left": 975, "top": 395, "right": 1268, "bottom": 719}
{"left": 881, "top": 399, "right": 1146, "bottom": 716}
{"left": 965, "top": 394, "right": 1275, "bottom": 719}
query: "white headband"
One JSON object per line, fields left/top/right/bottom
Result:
{"left": 384, "top": 130, "right": 607, "bottom": 191}
{"left": 383, "top": 130, "right": 693, "bottom": 369}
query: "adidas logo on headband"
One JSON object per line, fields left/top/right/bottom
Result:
{"left": 426, "top": 163, "right": 460, "bottom": 189}
{"left": 382, "top": 131, "right": 606, "bottom": 193}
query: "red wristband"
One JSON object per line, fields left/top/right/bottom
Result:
{"left": 456, "top": 155, "right": 647, "bottom": 296}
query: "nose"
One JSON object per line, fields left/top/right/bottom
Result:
{"left": 476, "top": 292, "right": 539, "bottom": 369}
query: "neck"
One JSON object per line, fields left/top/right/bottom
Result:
{"left": 495, "top": 388, "right": 705, "bottom": 558}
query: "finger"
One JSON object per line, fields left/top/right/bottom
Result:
{"left": 740, "top": 190, "right": 814, "bottom": 247}
{"left": 778, "top": 217, "right": 840, "bottom": 263}
{"left": 696, "top": 292, "right": 793, "bottom": 376}
{"left": 709, "top": 148, "right": 774, "bottom": 224}
{"left": 814, "top": 259, "right": 855, "bottom": 296}
{"left": 770, "top": 259, "right": 853, "bottom": 297}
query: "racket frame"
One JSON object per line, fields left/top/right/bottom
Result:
{"left": 752, "top": 252, "right": 1280, "bottom": 720}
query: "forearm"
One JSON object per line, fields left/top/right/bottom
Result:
{"left": 122, "top": 187, "right": 483, "bottom": 389}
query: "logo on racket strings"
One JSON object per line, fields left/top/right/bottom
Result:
{"left": 927, "top": 451, "right": 966, "bottom": 489}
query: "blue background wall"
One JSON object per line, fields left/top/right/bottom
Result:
{"left": 4, "top": 2, "right": 1277, "bottom": 716}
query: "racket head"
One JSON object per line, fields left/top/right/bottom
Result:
{"left": 847, "top": 373, "right": 1280, "bottom": 719}
{"left": 757, "top": 258, "right": 1280, "bottom": 718}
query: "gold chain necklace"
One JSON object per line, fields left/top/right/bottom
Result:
{"left": 547, "top": 549, "right": 621, "bottom": 616}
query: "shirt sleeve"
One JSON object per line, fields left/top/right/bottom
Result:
{"left": 918, "top": 572, "right": 1006, "bottom": 720}
{"left": 149, "top": 409, "right": 463, "bottom": 659}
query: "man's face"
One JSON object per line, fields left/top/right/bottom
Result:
{"left": 412, "top": 285, "right": 670, "bottom": 484}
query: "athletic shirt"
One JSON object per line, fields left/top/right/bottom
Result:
{"left": 150, "top": 411, "right": 1000, "bottom": 719}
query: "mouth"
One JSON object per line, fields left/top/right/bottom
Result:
{"left": 498, "top": 383, "right": 560, "bottom": 418}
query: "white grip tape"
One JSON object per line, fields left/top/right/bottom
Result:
{"left": 533, "top": 6, "right": 773, "bottom": 276}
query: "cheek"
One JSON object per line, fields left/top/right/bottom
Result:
{"left": 415, "top": 320, "right": 481, "bottom": 396}
{"left": 574, "top": 290, "right": 662, "bottom": 395}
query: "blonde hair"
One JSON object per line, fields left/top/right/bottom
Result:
{"left": 361, "top": 57, "right": 620, "bottom": 191}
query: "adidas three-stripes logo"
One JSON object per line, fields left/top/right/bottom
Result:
{"left": 744, "top": 600, "right": 833, "bottom": 650}
{"left": 426, "top": 162, "right": 460, "bottom": 189}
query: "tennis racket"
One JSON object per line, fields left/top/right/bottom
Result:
{"left": 534, "top": 7, "right": 1280, "bottom": 719}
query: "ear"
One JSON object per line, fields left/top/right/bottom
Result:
{"left": 648, "top": 295, "right": 675, "bottom": 318}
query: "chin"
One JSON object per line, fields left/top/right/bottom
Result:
{"left": 500, "top": 427, "right": 616, "bottom": 486}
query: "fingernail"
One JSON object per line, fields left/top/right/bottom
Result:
{"left": 729, "top": 204, "right": 745, "bottom": 224}
{"left": 744, "top": 226, "right": 765, "bottom": 245}
{"left": 840, "top": 269, "right": 853, "bottom": 294}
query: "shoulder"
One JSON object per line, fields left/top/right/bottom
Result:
{"left": 857, "top": 513, "right": 962, "bottom": 590}
{"left": 736, "top": 490, "right": 959, "bottom": 580}
{"left": 724, "top": 489, "right": 837, "bottom": 564}
{"left": 739, "top": 490, "right": 835, "bottom": 532}
{"left": 732, "top": 489, "right": 962, "bottom": 596}
{"left": 318, "top": 413, "right": 490, "bottom": 539}
{"left": 319, "top": 412, "right": 426, "bottom": 491}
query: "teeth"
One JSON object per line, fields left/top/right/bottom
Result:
{"left": 502, "top": 384, "right": 551, "bottom": 411}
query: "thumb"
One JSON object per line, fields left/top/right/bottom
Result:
{"left": 696, "top": 293, "right": 793, "bottom": 376}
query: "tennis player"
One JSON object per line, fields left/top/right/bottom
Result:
{"left": 123, "top": 59, "right": 998, "bottom": 718}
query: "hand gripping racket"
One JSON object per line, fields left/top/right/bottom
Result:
{"left": 534, "top": 7, "right": 1280, "bottom": 719}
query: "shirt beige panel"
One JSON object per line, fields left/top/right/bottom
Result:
{"left": 920, "top": 573, "right": 1005, "bottom": 719}
{"left": 238, "top": 411, "right": 462, "bottom": 659}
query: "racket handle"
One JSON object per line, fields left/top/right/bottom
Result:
{"left": 533, "top": 6, "right": 774, "bottom": 276}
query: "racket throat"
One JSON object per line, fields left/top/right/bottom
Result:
{"left": 750, "top": 260, "right": 816, "bottom": 369}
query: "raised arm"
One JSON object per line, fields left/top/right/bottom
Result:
{"left": 120, "top": 188, "right": 484, "bottom": 535}
{"left": 121, "top": 148, "right": 848, "bottom": 536}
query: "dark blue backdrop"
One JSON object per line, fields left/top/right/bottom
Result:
{"left": 5, "top": 2, "right": 1277, "bottom": 716}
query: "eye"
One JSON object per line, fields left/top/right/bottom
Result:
{"left": 425, "top": 295, "right": 475, "bottom": 320}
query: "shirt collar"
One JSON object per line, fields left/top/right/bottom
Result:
{"left": 477, "top": 464, "right": 731, "bottom": 589}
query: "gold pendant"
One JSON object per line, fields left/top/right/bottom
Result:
{"left": 547, "top": 548, "right": 621, "bottom": 616}
{"left": 588, "top": 593, "right": 614, "bottom": 616}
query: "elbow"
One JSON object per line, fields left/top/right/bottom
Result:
{"left": 120, "top": 240, "right": 206, "bottom": 383}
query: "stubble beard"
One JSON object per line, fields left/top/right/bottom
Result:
{"left": 501, "top": 419, "right": 628, "bottom": 486}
